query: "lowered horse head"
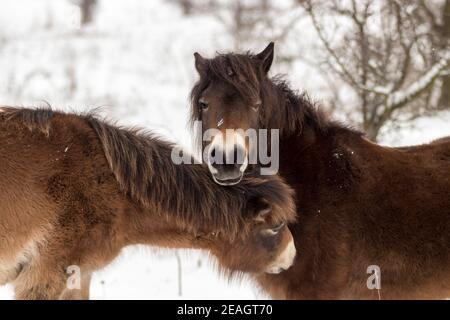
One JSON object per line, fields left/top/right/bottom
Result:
{"left": 192, "top": 176, "right": 297, "bottom": 275}
{"left": 190, "top": 43, "right": 282, "bottom": 185}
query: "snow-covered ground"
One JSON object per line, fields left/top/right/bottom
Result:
{"left": 0, "top": 0, "right": 449, "bottom": 300}
{"left": 0, "top": 247, "right": 269, "bottom": 300}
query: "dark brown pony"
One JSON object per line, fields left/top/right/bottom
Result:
{"left": 0, "top": 106, "right": 297, "bottom": 300}
{"left": 190, "top": 43, "right": 450, "bottom": 299}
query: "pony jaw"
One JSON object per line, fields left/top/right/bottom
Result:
{"left": 265, "top": 236, "right": 296, "bottom": 274}
{"left": 211, "top": 172, "right": 244, "bottom": 186}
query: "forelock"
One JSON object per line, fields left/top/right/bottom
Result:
{"left": 189, "top": 52, "right": 262, "bottom": 130}
{"left": 208, "top": 53, "right": 261, "bottom": 103}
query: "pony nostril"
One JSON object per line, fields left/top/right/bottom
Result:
{"left": 216, "top": 146, "right": 245, "bottom": 168}
{"left": 233, "top": 145, "right": 246, "bottom": 165}
{"left": 208, "top": 146, "right": 220, "bottom": 166}
{"left": 231, "top": 146, "right": 238, "bottom": 164}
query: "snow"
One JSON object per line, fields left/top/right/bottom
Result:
{"left": 386, "top": 51, "right": 450, "bottom": 108}
{"left": 0, "top": 0, "right": 449, "bottom": 300}
{"left": 379, "top": 111, "right": 450, "bottom": 147}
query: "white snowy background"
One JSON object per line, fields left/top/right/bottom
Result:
{"left": 0, "top": 0, "right": 448, "bottom": 300}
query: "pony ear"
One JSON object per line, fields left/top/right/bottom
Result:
{"left": 255, "top": 42, "right": 274, "bottom": 74}
{"left": 194, "top": 52, "right": 208, "bottom": 76}
{"left": 252, "top": 197, "right": 272, "bottom": 223}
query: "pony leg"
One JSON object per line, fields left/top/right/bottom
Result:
{"left": 13, "top": 258, "right": 92, "bottom": 300}
{"left": 80, "top": 273, "right": 92, "bottom": 300}
{"left": 14, "top": 265, "right": 67, "bottom": 300}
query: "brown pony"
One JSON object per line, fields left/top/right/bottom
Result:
{"left": 190, "top": 43, "right": 450, "bottom": 299}
{"left": 0, "top": 106, "right": 297, "bottom": 300}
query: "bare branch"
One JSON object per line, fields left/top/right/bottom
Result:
{"left": 304, "top": 1, "right": 362, "bottom": 88}
{"left": 386, "top": 50, "right": 450, "bottom": 110}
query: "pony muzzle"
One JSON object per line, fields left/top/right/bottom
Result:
{"left": 207, "top": 133, "right": 248, "bottom": 185}
{"left": 265, "top": 236, "right": 296, "bottom": 274}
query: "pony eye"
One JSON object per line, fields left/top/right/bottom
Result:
{"left": 252, "top": 100, "right": 261, "bottom": 112}
{"left": 262, "top": 222, "right": 286, "bottom": 237}
{"left": 199, "top": 98, "right": 209, "bottom": 110}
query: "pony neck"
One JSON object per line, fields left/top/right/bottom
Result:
{"left": 262, "top": 79, "right": 361, "bottom": 188}
{"left": 262, "top": 78, "right": 325, "bottom": 137}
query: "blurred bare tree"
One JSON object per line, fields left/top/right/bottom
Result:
{"left": 172, "top": 0, "right": 449, "bottom": 141}
{"left": 170, "top": 0, "right": 302, "bottom": 51}
{"left": 176, "top": 0, "right": 195, "bottom": 15}
{"left": 72, "top": 0, "right": 98, "bottom": 25}
{"left": 416, "top": 0, "right": 450, "bottom": 110}
{"left": 301, "top": 0, "right": 449, "bottom": 140}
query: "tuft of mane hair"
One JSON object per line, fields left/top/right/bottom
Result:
{"left": 1, "top": 106, "right": 53, "bottom": 136}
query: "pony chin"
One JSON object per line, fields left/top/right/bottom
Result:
{"left": 211, "top": 173, "right": 244, "bottom": 186}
